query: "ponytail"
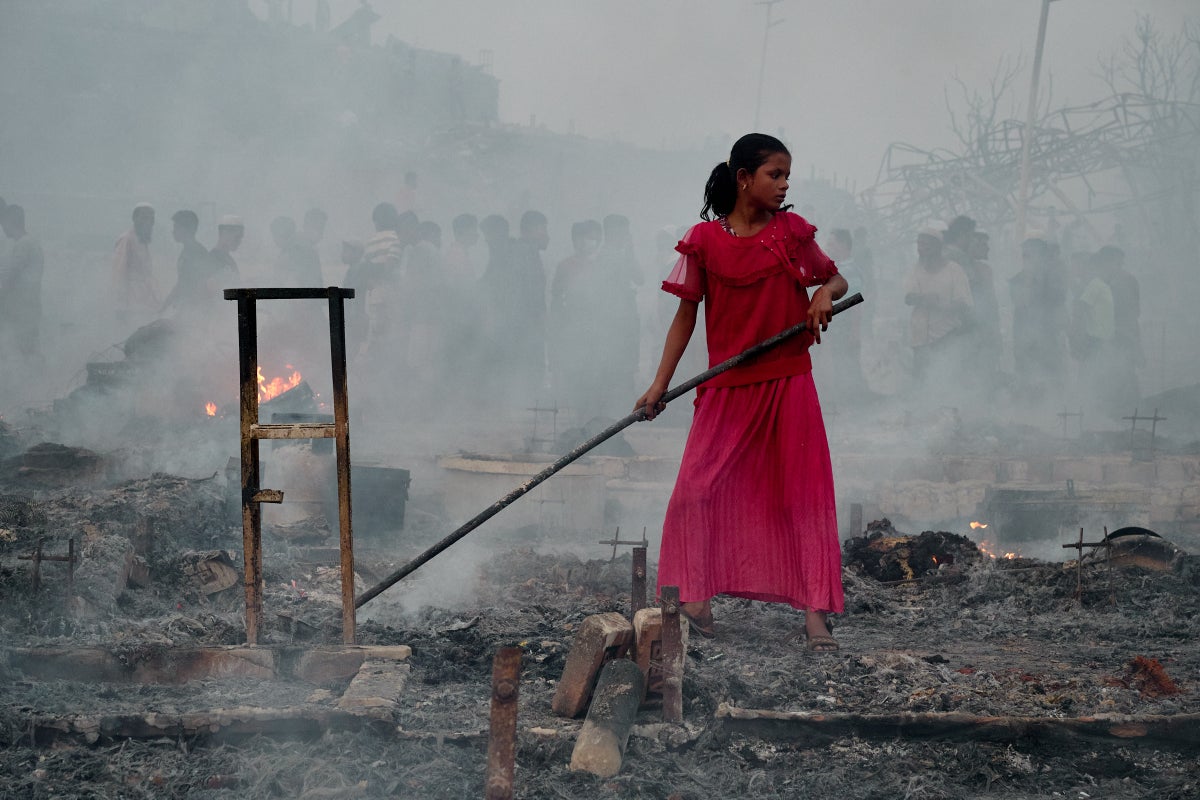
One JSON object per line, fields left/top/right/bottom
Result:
{"left": 701, "top": 161, "right": 737, "bottom": 221}
{"left": 700, "top": 133, "right": 792, "bottom": 222}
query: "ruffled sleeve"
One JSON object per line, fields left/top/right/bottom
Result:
{"left": 662, "top": 223, "right": 706, "bottom": 302}
{"left": 785, "top": 214, "right": 839, "bottom": 287}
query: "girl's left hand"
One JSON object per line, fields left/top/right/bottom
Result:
{"left": 808, "top": 286, "right": 834, "bottom": 344}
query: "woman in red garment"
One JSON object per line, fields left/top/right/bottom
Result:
{"left": 635, "top": 133, "right": 847, "bottom": 651}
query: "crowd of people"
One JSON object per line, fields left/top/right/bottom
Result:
{"left": 0, "top": 188, "right": 1145, "bottom": 427}
{"left": 892, "top": 214, "right": 1142, "bottom": 417}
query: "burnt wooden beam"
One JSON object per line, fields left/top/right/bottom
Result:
{"left": 716, "top": 705, "right": 1200, "bottom": 748}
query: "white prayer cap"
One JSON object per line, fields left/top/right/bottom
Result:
{"left": 1023, "top": 229, "right": 1048, "bottom": 243}
{"left": 133, "top": 202, "right": 154, "bottom": 212}
{"left": 218, "top": 215, "right": 245, "bottom": 228}
{"left": 917, "top": 226, "right": 944, "bottom": 239}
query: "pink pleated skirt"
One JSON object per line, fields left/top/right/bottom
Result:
{"left": 657, "top": 372, "right": 843, "bottom": 613}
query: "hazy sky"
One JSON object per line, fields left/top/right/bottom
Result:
{"left": 313, "top": 0, "right": 1196, "bottom": 187}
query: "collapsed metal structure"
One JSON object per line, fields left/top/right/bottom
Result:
{"left": 863, "top": 92, "right": 1200, "bottom": 249}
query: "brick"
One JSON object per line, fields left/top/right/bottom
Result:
{"left": 295, "top": 650, "right": 366, "bottom": 685}
{"left": 337, "top": 660, "right": 411, "bottom": 719}
{"left": 552, "top": 612, "right": 633, "bottom": 718}
{"left": 632, "top": 608, "right": 688, "bottom": 700}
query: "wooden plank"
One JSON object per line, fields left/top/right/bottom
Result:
{"left": 569, "top": 659, "right": 644, "bottom": 778}
{"left": 715, "top": 705, "right": 1200, "bottom": 748}
{"left": 250, "top": 423, "right": 336, "bottom": 439}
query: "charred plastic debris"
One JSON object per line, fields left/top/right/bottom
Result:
{"left": 0, "top": 334, "right": 1198, "bottom": 798}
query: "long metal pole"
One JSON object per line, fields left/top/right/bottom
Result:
{"left": 1015, "top": 0, "right": 1054, "bottom": 243}
{"left": 355, "top": 292, "right": 864, "bottom": 609}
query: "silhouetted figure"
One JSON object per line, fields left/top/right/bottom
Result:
{"left": 1098, "top": 245, "right": 1141, "bottom": 414}
{"left": 0, "top": 204, "right": 44, "bottom": 366}
{"left": 161, "top": 210, "right": 217, "bottom": 314}
{"left": 1010, "top": 233, "right": 1068, "bottom": 402}
{"left": 210, "top": 215, "right": 245, "bottom": 278}
{"left": 112, "top": 203, "right": 160, "bottom": 325}
{"left": 904, "top": 227, "right": 973, "bottom": 386}
{"left": 271, "top": 215, "right": 321, "bottom": 286}
{"left": 1069, "top": 250, "right": 1116, "bottom": 415}
{"left": 443, "top": 213, "right": 479, "bottom": 286}
{"left": 551, "top": 220, "right": 603, "bottom": 415}
{"left": 945, "top": 216, "right": 1001, "bottom": 386}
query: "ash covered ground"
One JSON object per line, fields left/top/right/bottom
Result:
{"left": 0, "top": 459, "right": 1198, "bottom": 800}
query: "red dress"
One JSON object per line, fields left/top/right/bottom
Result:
{"left": 658, "top": 212, "right": 843, "bottom": 613}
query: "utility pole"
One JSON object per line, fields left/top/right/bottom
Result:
{"left": 1016, "top": 0, "right": 1059, "bottom": 242}
{"left": 753, "top": 0, "right": 786, "bottom": 131}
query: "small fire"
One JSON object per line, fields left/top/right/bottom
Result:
{"left": 932, "top": 555, "right": 939, "bottom": 565}
{"left": 205, "top": 402, "right": 217, "bottom": 417}
{"left": 978, "top": 540, "right": 1018, "bottom": 560}
{"left": 258, "top": 365, "right": 303, "bottom": 403}
{"left": 970, "top": 521, "right": 988, "bottom": 530}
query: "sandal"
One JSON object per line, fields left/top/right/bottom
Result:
{"left": 805, "top": 633, "right": 840, "bottom": 652}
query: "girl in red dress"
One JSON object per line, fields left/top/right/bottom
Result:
{"left": 635, "top": 133, "right": 848, "bottom": 651}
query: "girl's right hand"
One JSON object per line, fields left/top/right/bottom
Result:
{"left": 635, "top": 384, "right": 667, "bottom": 420}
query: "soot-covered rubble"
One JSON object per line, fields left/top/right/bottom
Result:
{"left": 0, "top": 457, "right": 1198, "bottom": 799}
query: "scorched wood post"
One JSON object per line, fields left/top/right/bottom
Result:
{"left": 355, "top": 293, "right": 865, "bottom": 609}
{"left": 226, "top": 287, "right": 357, "bottom": 645}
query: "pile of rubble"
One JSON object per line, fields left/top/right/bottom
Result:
{"left": 1, "top": 451, "right": 1197, "bottom": 797}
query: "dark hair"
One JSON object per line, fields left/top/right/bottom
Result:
{"left": 480, "top": 214, "right": 509, "bottom": 239}
{"left": 831, "top": 228, "right": 853, "bottom": 250}
{"left": 396, "top": 210, "right": 420, "bottom": 231}
{"left": 172, "top": 209, "right": 199, "bottom": 233}
{"left": 520, "top": 210, "right": 547, "bottom": 233}
{"left": 945, "top": 215, "right": 976, "bottom": 245}
{"left": 452, "top": 213, "right": 478, "bottom": 236}
{"left": 701, "top": 133, "right": 791, "bottom": 220}
{"left": 372, "top": 202, "right": 400, "bottom": 231}
{"left": 1, "top": 204, "right": 26, "bottom": 228}
{"left": 419, "top": 220, "right": 441, "bottom": 246}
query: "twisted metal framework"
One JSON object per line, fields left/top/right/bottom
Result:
{"left": 863, "top": 93, "right": 1200, "bottom": 244}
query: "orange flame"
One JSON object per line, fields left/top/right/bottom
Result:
{"left": 205, "top": 402, "right": 217, "bottom": 417}
{"left": 970, "top": 521, "right": 988, "bottom": 530}
{"left": 258, "top": 366, "right": 303, "bottom": 403}
{"left": 978, "top": 540, "right": 1019, "bottom": 560}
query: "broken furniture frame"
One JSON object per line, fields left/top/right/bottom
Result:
{"left": 225, "top": 287, "right": 356, "bottom": 645}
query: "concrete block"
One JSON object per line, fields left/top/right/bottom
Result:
{"left": 295, "top": 650, "right": 366, "bottom": 685}
{"left": 552, "top": 612, "right": 634, "bottom": 718}
{"left": 338, "top": 660, "right": 411, "bottom": 718}
{"left": 632, "top": 608, "right": 688, "bottom": 700}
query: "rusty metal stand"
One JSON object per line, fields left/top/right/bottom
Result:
{"left": 225, "top": 287, "right": 356, "bottom": 645}
{"left": 660, "top": 585, "right": 683, "bottom": 723}
{"left": 1061, "top": 526, "right": 1114, "bottom": 605}
{"left": 19, "top": 537, "right": 76, "bottom": 593}
{"left": 1122, "top": 408, "right": 1165, "bottom": 461}
{"left": 631, "top": 546, "right": 648, "bottom": 617}
{"left": 598, "top": 526, "right": 649, "bottom": 561}
{"left": 485, "top": 647, "right": 522, "bottom": 800}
